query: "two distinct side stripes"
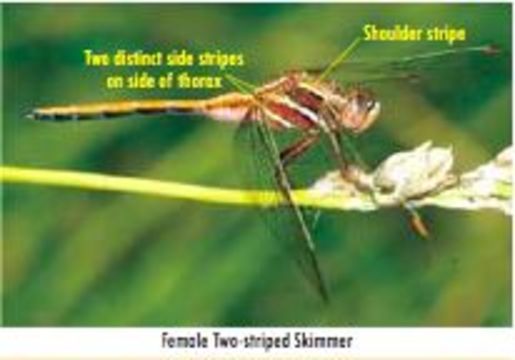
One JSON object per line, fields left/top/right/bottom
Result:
{"left": 257, "top": 77, "right": 330, "bottom": 131}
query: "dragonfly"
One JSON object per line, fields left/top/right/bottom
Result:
{"left": 29, "top": 41, "right": 503, "bottom": 303}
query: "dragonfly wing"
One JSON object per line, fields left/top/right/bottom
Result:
{"left": 310, "top": 45, "right": 510, "bottom": 91}
{"left": 234, "top": 116, "right": 330, "bottom": 302}
{"left": 317, "top": 44, "right": 510, "bottom": 134}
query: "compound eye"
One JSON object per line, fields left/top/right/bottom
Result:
{"left": 366, "top": 99, "right": 376, "bottom": 111}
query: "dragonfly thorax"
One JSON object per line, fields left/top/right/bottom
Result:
{"left": 253, "top": 72, "right": 381, "bottom": 134}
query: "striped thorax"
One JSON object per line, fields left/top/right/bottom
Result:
{"left": 249, "top": 72, "right": 381, "bottom": 134}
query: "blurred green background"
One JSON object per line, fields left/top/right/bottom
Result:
{"left": 2, "top": 3, "right": 511, "bottom": 326}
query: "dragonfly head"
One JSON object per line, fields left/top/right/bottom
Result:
{"left": 339, "top": 87, "right": 381, "bottom": 133}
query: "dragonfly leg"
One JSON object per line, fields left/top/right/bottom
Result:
{"left": 325, "top": 130, "right": 363, "bottom": 184}
{"left": 273, "top": 133, "right": 320, "bottom": 191}
{"left": 278, "top": 133, "right": 324, "bottom": 229}
{"left": 279, "top": 132, "right": 320, "bottom": 168}
{"left": 318, "top": 103, "right": 363, "bottom": 180}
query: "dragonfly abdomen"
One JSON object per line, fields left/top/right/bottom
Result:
{"left": 29, "top": 100, "right": 205, "bottom": 121}
{"left": 200, "top": 92, "right": 254, "bottom": 123}
{"left": 29, "top": 93, "right": 254, "bottom": 123}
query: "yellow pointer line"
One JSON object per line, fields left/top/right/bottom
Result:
{"left": 317, "top": 36, "right": 362, "bottom": 82}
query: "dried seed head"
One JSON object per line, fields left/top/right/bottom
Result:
{"left": 373, "top": 141, "right": 455, "bottom": 200}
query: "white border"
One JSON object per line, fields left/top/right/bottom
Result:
{"left": 1, "top": 1, "right": 514, "bottom": 359}
{"left": 0, "top": 328, "right": 514, "bottom": 358}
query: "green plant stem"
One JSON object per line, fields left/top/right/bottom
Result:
{"left": 1, "top": 162, "right": 511, "bottom": 215}
{"left": 0, "top": 165, "right": 343, "bottom": 209}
